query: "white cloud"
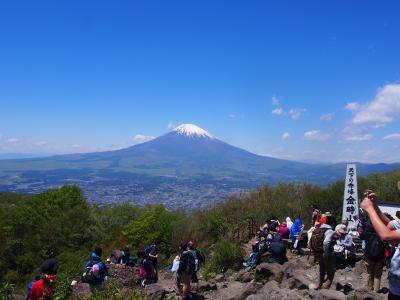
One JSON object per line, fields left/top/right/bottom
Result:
{"left": 35, "top": 141, "right": 48, "bottom": 146}
{"left": 304, "top": 130, "right": 331, "bottom": 141}
{"left": 167, "top": 122, "right": 176, "bottom": 130}
{"left": 132, "top": 134, "right": 154, "bottom": 145}
{"left": 350, "top": 84, "right": 400, "bottom": 126}
{"left": 281, "top": 132, "right": 290, "bottom": 140}
{"left": 71, "top": 144, "right": 81, "bottom": 148}
{"left": 288, "top": 108, "right": 306, "bottom": 120}
{"left": 320, "top": 113, "right": 335, "bottom": 121}
{"left": 345, "top": 102, "right": 361, "bottom": 111}
{"left": 272, "top": 96, "right": 280, "bottom": 106}
{"left": 6, "top": 138, "right": 19, "bottom": 144}
{"left": 383, "top": 133, "right": 400, "bottom": 141}
{"left": 346, "top": 134, "right": 373, "bottom": 141}
{"left": 272, "top": 108, "right": 285, "bottom": 115}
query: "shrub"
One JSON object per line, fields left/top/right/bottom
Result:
{"left": 212, "top": 240, "right": 244, "bottom": 272}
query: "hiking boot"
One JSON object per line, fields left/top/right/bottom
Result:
{"left": 322, "top": 279, "right": 332, "bottom": 289}
{"left": 374, "top": 279, "right": 381, "bottom": 291}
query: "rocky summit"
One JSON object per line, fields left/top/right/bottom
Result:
{"left": 70, "top": 253, "right": 389, "bottom": 300}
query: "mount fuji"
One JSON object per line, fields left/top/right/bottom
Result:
{"left": 0, "top": 124, "right": 399, "bottom": 209}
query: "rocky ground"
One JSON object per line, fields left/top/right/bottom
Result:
{"left": 70, "top": 251, "right": 391, "bottom": 300}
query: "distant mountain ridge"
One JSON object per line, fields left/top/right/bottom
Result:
{"left": 0, "top": 124, "right": 399, "bottom": 209}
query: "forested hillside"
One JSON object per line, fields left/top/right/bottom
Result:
{"left": 0, "top": 169, "right": 399, "bottom": 298}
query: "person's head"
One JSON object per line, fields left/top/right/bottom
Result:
{"left": 94, "top": 247, "right": 102, "bottom": 257}
{"left": 270, "top": 215, "right": 276, "bottom": 221}
{"left": 313, "top": 205, "right": 319, "bottom": 210}
{"left": 314, "top": 221, "right": 321, "bottom": 228}
{"left": 396, "top": 211, "right": 400, "bottom": 219}
{"left": 325, "top": 215, "right": 334, "bottom": 226}
{"left": 335, "top": 224, "right": 347, "bottom": 236}
{"left": 154, "top": 239, "right": 161, "bottom": 246}
{"left": 123, "top": 246, "right": 130, "bottom": 255}
{"left": 187, "top": 240, "right": 195, "bottom": 249}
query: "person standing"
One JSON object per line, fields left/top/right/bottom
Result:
{"left": 360, "top": 189, "right": 400, "bottom": 299}
{"left": 310, "top": 215, "right": 339, "bottom": 289}
{"left": 146, "top": 240, "right": 160, "bottom": 283}
{"left": 360, "top": 217, "right": 385, "bottom": 291}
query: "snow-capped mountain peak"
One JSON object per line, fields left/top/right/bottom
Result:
{"left": 172, "top": 124, "right": 214, "bottom": 139}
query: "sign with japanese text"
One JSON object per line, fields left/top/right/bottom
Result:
{"left": 342, "top": 163, "right": 359, "bottom": 228}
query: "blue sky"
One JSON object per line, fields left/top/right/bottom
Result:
{"left": 0, "top": 0, "right": 400, "bottom": 163}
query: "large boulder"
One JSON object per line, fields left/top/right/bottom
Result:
{"left": 107, "top": 263, "right": 140, "bottom": 288}
{"left": 255, "top": 263, "right": 284, "bottom": 282}
{"left": 70, "top": 282, "right": 92, "bottom": 300}
{"left": 310, "top": 289, "right": 346, "bottom": 300}
{"left": 144, "top": 283, "right": 168, "bottom": 299}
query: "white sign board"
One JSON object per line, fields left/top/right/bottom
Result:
{"left": 342, "top": 163, "right": 359, "bottom": 228}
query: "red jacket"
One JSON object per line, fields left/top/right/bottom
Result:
{"left": 30, "top": 275, "right": 56, "bottom": 300}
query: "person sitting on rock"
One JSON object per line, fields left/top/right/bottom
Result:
{"left": 333, "top": 224, "right": 355, "bottom": 269}
{"left": 118, "top": 246, "right": 136, "bottom": 266}
{"left": 278, "top": 221, "right": 290, "bottom": 239}
{"left": 268, "top": 235, "right": 288, "bottom": 265}
{"left": 290, "top": 217, "right": 304, "bottom": 253}
{"left": 243, "top": 240, "right": 260, "bottom": 268}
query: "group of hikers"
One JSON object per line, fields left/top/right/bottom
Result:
{"left": 25, "top": 239, "right": 204, "bottom": 300}
{"left": 24, "top": 188, "right": 400, "bottom": 300}
{"left": 241, "top": 190, "right": 400, "bottom": 299}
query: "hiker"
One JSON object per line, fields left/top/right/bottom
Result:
{"left": 187, "top": 240, "right": 205, "bottom": 283}
{"left": 118, "top": 246, "right": 135, "bottom": 266}
{"left": 29, "top": 274, "right": 57, "bottom": 300}
{"left": 243, "top": 240, "right": 260, "bottom": 268}
{"left": 286, "top": 217, "right": 293, "bottom": 229}
{"left": 138, "top": 250, "right": 154, "bottom": 287}
{"left": 311, "top": 206, "right": 321, "bottom": 226}
{"left": 268, "top": 235, "right": 288, "bottom": 265}
{"left": 41, "top": 249, "right": 58, "bottom": 276}
{"left": 82, "top": 247, "right": 108, "bottom": 288}
{"left": 268, "top": 216, "right": 280, "bottom": 232}
{"left": 307, "top": 221, "right": 321, "bottom": 248}
{"left": 360, "top": 216, "right": 385, "bottom": 291}
{"left": 177, "top": 244, "right": 196, "bottom": 299}
{"left": 278, "top": 221, "right": 290, "bottom": 239}
{"left": 333, "top": 224, "right": 355, "bottom": 269}
{"left": 360, "top": 189, "right": 400, "bottom": 298}
{"left": 290, "top": 217, "right": 303, "bottom": 252}
{"left": 310, "top": 215, "right": 338, "bottom": 289}
{"left": 145, "top": 240, "right": 160, "bottom": 283}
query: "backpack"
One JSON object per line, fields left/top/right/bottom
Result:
{"left": 179, "top": 251, "right": 196, "bottom": 275}
{"left": 310, "top": 227, "right": 328, "bottom": 254}
{"left": 82, "top": 260, "right": 101, "bottom": 283}
{"left": 269, "top": 220, "right": 279, "bottom": 232}
{"left": 365, "top": 232, "right": 385, "bottom": 261}
{"left": 26, "top": 280, "right": 36, "bottom": 300}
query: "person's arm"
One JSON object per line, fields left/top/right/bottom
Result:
{"left": 363, "top": 192, "right": 391, "bottom": 225}
{"left": 323, "top": 229, "right": 335, "bottom": 253}
{"left": 361, "top": 197, "right": 400, "bottom": 241}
